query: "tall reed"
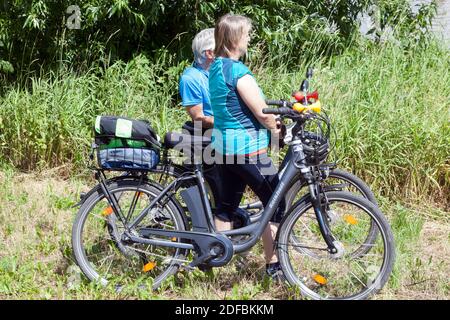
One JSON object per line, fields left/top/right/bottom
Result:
{"left": 0, "top": 41, "right": 448, "bottom": 203}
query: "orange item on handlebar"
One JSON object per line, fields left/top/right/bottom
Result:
{"left": 293, "top": 100, "right": 321, "bottom": 113}
{"left": 292, "top": 90, "right": 319, "bottom": 103}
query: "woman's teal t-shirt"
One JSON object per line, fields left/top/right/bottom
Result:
{"left": 209, "top": 57, "right": 269, "bottom": 155}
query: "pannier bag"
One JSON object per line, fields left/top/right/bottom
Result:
{"left": 94, "top": 116, "right": 161, "bottom": 170}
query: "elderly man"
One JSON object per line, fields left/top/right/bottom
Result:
{"left": 178, "top": 28, "right": 235, "bottom": 233}
{"left": 179, "top": 28, "right": 215, "bottom": 129}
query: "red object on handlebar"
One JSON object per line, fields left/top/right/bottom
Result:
{"left": 292, "top": 90, "right": 318, "bottom": 102}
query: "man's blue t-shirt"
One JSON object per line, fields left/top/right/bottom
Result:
{"left": 209, "top": 57, "right": 269, "bottom": 155}
{"left": 179, "top": 63, "right": 213, "bottom": 116}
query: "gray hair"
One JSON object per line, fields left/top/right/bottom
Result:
{"left": 192, "top": 28, "right": 215, "bottom": 65}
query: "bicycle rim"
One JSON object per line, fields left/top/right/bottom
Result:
{"left": 72, "top": 182, "right": 187, "bottom": 289}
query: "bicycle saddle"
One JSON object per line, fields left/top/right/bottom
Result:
{"left": 163, "top": 132, "right": 211, "bottom": 149}
{"left": 182, "top": 121, "right": 202, "bottom": 135}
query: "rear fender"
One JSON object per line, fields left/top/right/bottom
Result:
{"left": 72, "top": 174, "right": 169, "bottom": 208}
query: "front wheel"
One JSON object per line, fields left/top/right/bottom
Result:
{"left": 277, "top": 191, "right": 395, "bottom": 300}
{"left": 285, "top": 168, "right": 379, "bottom": 257}
{"left": 285, "top": 168, "right": 378, "bottom": 208}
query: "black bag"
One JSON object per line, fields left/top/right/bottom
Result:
{"left": 94, "top": 115, "right": 161, "bottom": 148}
{"left": 94, "top": 116, "right": 161, "bottom": 170}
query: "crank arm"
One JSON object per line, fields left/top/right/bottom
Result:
{"left": 135, "top": 228, "right": 234, "bottom": 267}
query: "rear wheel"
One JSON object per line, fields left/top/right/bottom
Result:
{"left": 72, "top": 180, "right": 188, "bottom": 290}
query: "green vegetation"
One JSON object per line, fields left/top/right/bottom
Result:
{"left": 0, "top": 172, "right": 447, "bottom": 299}
{"left": 0, "top": 0, "right": 448, "bottom": 300}
{"left": 0, "top": 40, "right": 448, "bottom": 202}
{"left": 0, "top": 0, "right": 436, "bottom": 81}
{"left": 0, "top": 38, "right": 448, "bottom": 300}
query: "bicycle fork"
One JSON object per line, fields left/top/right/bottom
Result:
{"left": 293, "top": 143, "right": 339, "bottom": 254}
{"left": 306, "top": 176, "right": 339, "bottom": 254}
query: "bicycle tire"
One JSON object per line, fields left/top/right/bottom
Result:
{"left": 277, "top": 191, "right": 395, "bottom": 300}
{"left": 72, "top": 179, "right": 188, "bottom": 290}
{"left": 285, "top": 168, "right": 379, "bottom": 256}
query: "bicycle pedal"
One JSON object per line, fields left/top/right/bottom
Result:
{"left": 198, "top": 263, "right": 213, "bottom": 272}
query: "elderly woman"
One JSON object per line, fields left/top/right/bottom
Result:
{"left": 209, "top": 14, "right": 285, "bottom": 279}
{"left": 179, "top": 28, "right": 235, "bottom": 236}
{"left": 179, "top": 28, "right": 215, "bottom": 129}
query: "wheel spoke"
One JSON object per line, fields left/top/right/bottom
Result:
{"left": 348, "top": 270, "right": 368, "bottom": 289}
{"left": 74, "top": 182, "right": 189, "bottom": 289}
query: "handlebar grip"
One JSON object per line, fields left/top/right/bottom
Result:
{"left": 262, "top": 108, "right": 279, "bottom": 114}
{"left": 265, "top": 100, "right": 285, "bottom": 107}
{"left": 262, "top": 107, "right": 292, "bottom": 115}
{"left": 265, "top": 100, "right": 293, "bottom": 108}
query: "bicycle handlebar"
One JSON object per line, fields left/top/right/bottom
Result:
{"left": 265, "top": 100, "right": 293, "bottom": 108}
{"left": 262, "top": 107, "right": 293, "bottom": 115}
{"left": 264, "top": 99, "right": 322, "bottom": 116}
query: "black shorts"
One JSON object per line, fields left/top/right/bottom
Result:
{"left": 215, "top": 152, "right": 285, "bottom": 223}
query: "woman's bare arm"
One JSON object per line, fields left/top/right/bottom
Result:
{"left": 236, "top": 74, "right": 279, "bottom": 133}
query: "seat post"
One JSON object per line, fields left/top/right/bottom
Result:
{"left": 194, "top": 164, "right": 216, "bottom": 232}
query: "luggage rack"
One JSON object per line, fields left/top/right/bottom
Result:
{"left": 90, "top": 135, "right": 160, "bottom": 172}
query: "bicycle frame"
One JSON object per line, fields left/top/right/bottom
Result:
{"left": 96, "top": 135, "right": 339, "bottom": 262}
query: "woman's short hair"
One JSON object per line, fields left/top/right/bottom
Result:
{"left": 192, "top": 28, "right": 215, "bottom": 65}
{"left": 214, "top": 14, "right": 252, "bottom": 58}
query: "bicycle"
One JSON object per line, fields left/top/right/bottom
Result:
{"left": 72, "top": 77, "right": 395, "bottom": 299}
{"left": 78, "top": 68, "right": 379, "bottom": 245}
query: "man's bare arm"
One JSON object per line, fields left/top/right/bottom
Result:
{"left": 186, "top": 104, "right": 214, "bottom": 128}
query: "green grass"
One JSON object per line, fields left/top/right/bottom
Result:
{"left": 257, "top": 41, "right": 450, "bottom": 202}
{"left": 0, "top": 171, "right": 447, "bottom": 299}
{"left": 0, "top": 38, "right": 448, "bottom": 299}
